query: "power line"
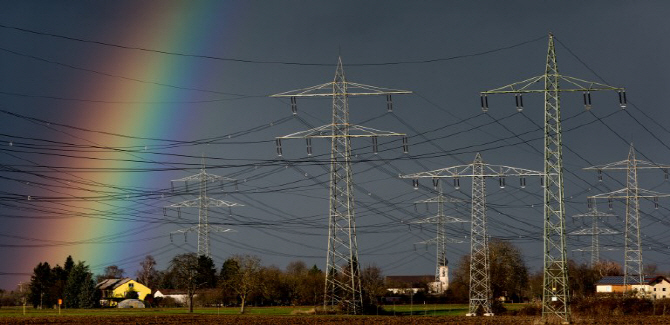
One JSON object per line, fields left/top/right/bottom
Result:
{"left": 0, "top": 23, "right": 544, "bottom": 66}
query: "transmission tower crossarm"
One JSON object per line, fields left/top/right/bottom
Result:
{"left": 167, "top": 197, "right": 244, "bottom": 208}
{"left": 588, "top": 188, "right": 670, "bottom": 199}
{"left": 270, "top": 81, "right": 412, "bottom": 98}
{"left": 574, "top": 246, "right": 618, "bottom": 252}
{"left": 171, "top": 225, "right": 199, "bottom": 234}
{"left": 584, "top": 160, "right": 670, "bottom": 171}
{"left": 278, "top": 123, "right": 405, "bottom": 139}
{"left": 414, "top": 196, "right": 463, "bottom": 204}
{"left": 481, "top": 74, "right": 624, "bottom": 95}
{"left": 208, "top": 225, "right": 236, "bottom": 233}
{"left": 401, "top": 164, "right": 543, "bottom": 178}
{"left": 412, "top": 215, "right": 468, "bottom": 224}
{"left": 569, "top": 228, "right": 619, "bottom": 235}
{"left": 416, "top": 237, "right": 464, "bottom": 245}
{"left": 170, "top": 225, "right": 235, "bottom": 237}
{"left": 171, "top": 172, "right": 235, "bottom": 183}
{"left": 572, "top": 210, "right": 617, "bottom": 218}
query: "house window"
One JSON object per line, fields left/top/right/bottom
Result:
{"left": 129, "top": 283, "right": 134, "bottom": 288}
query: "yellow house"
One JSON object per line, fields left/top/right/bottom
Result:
{"left": 95, "top": 278, "right": 151, "bottom": 307}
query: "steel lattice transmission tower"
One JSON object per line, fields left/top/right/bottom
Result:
{"left": 570, "top": 198, "right": 619, "bottom": 267}
{"left": 586, "top": 144, "right": 670, "bottom": 291}
{"left": 480, "top": 33, "right": 625, "bottom": 323}
{"left": 411, "top": 183, "right": 466, "bottom": 294}
{"left": 272, "top": 57, "right": 411, "bottom": 314}
{"left": 402, "top": 153, "right": 542, "bottom": 317}
{"left": 166, "top": 160, "right": 241, "bottom": 258}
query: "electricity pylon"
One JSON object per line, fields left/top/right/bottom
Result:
{"left": 272, "top": 57, "right": 411, "bottom": 314}
{"left": 480, "top": 33, "right": 625, "bottom": 323}
{"left": 166, "top": 160, "right": 241, "bottom": 258}
{"left": 411, "top": 183, "right": 466, "bottom": 294}
{"left": 586, "top": 144, "right": 670, "bottom": 291}
{"left": 402, "top": 153, "right": 542, "bottom": 317}
{"left": 570, "top": 198, "right": 619, "bottom": 267}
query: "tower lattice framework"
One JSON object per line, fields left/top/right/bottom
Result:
{"left": 166, "top": 160, "right": 240, "bottom": 258}
{"left": 481, "top": 33, "right": 624, "bottom": 323}
{"left": 586, "top": 144, "right": 670, "bottom": 291}
{"left": 412, "top": 183, "right": 466, "bottom": 293}
{"left": 402, "top": 153, "right": 542, "bottom": 317}
{"left": 570, "top": 198, "right": 618, "bottom": 267}
{"left": 272, "top": 57, "right": 411, "bottom": 314}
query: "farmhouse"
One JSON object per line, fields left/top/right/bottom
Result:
{"left": 95, "top": 278, "right": 151, "bottom": 307}
{"left": 596, "top": 275, "right": 670, "bottom": 298}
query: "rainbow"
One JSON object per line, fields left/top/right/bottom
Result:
{"left": 12, "top": 2, "right": 246, "bottom": 281}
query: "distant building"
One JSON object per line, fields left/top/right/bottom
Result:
{"left": 596, "top": 275, "right": 670, "bottom": 298}
{"left": 153, "top": 289, "right": 190, "bottom": 305}
{"left": 386, "top": 265, "right": 449, "bottom": 295}
{"left": 385, "top": 274, "right": 434, "bottom": 295}
{"left": 95, "top": 278, "right": 151, "bottom": 307}
{"left": 428, "top": 265, "right": 449, "bottom": 294}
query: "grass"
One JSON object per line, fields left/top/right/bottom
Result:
{"left": 383, "top": 303, "right": 530, "bottom": 316}
{"left": 0, "top": 306, "right": 304, "bottom": 317}
{"left": 0, "top": 303, "right": 531, "bottom": 318}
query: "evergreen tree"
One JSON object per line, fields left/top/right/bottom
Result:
{"left": 64, "top": 256, "right": 74, "bottom": 275}
{"left": 64, "top": 261, "right": 95, "bottom": 308}
{"left": 196, "top": 255, "right": 217, "bottom": 288}
{"left": 29, "top": 262, "right": 53, "bottom": 308}
{"left": 50, "top": 265, "right": 67, "bottom": 304}
{"left": 78, "top": 272, "right": 97, "bottom": 308}
{"left": 219, "top": 258, "right": 240, "bottom": 305}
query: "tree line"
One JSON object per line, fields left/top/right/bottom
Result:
{"left": 447, "top": 239, "right": 645, "bottom": 304}
{"left": 9, "top": 239, "right": 661, "bottom": 312}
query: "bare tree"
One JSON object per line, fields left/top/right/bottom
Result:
{"left": 644, "top": 263, "right": 658, "bottom": 276}
{"left": 169, "top": 253, "right": 199, "bottom": 313}
{"left": 136, "top": 255, "right": 158, "bottom": 289}
{"left": 231, "top": 255, "right": 261, "bottom": 314}
{"left": 284, "top": 260, "right": 307, "bottom": 304}
{"left": 449, "top": 239, "right": 529, "bottom": 302}
{"left": 593, "top": 260, "right": 623, "bottom": 278}
{"left": 259, "top": 265, "right": 283, "bottom": 305}
{"left": 361, "top": 264, "right": 385, "bottom": 308}
{"left": 298, "top": 265, "right": 324, "bottom": 306}
{"left": 96, "top": 265, "right": 125, "bottom": 283}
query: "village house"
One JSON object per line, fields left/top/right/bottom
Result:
{"left": 95, "top": 278, "right": 151, "bottom": 307}
{"left": 596, "top": 275, "right": 670, "bottom": 298}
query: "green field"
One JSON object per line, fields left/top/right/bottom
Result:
{"left": 0, "top": 303, "right": 530, "bottom": 317}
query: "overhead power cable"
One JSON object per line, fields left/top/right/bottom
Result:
{"left": 0, "top": 23, "right": 544, "bottom": 66}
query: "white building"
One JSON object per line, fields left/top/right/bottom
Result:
{"left": 427, "top": 265, "right": 449, "bottom": 294}
{"left": 596, "top": 275, "right": 670, "bottom": 298}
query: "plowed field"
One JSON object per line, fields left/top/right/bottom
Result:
{"left": 4, "top": 315, "right": 670, "bottom": 325}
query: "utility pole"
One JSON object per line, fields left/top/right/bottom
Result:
{"left": 272, "top": 57, "right": 411, "bottom": 314}
{"left": 166, "top": 159, "right": 241, "bottom": 258}
{"left": 411, "top": 183, "right": 466, "bottom": 295}
{"left": 402, "top": 153, "right": 542, "bottom": 317}
{"left": 570, "top": 198, "right": 618, "bottom": 267}
{"left": 585, "top": 144, "right": 670, "bottom": 292}
{"left": 480, "top": 33, "right": 625, "bottom": 323}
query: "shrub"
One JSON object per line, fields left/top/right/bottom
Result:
{"left": 572, "top": 295, "right": 654, "bottom": 316}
